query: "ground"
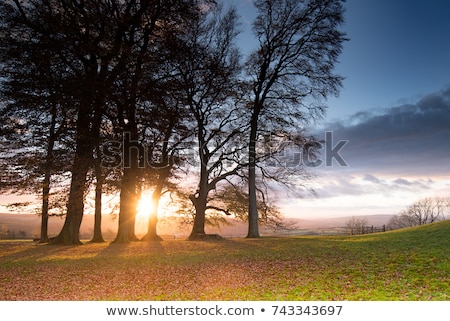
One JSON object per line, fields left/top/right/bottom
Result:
{"left": 0, "top": 221, "right": 449, "bottom": 300}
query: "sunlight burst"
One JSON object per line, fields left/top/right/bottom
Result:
{"left": 136, "top": 193, "right": 154, "bottom": 219}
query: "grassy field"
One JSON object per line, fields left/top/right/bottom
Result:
{"left": 0, "top": 220, "right": 449, "bottom": 301}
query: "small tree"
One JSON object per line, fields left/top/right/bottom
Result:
{"left": 346, "top": 217, "right": 368, "bottom": 235}
{"left": 389, "top": 197, "right": 450, "bottom": 229}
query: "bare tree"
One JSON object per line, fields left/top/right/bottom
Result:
{"left": 165, "top": 4, "right": 246, "bottom": 239}
{"left": 138, "top": 95, "right": 191, "bottom": 241}
{"left": 435, "top": 197, "right": 450, "bottom": 221}
{"left": 387, "top": 213, "right": 416, "bottom": 230}
{"left": 244, "top": 0, "right": 347, "bottom": 238}
{"left": 209, "top": 183, "right": 286, "bottom": 230}
{"left": 389, "top": 197, "right": 449, "bottom": 230}
{"left": 346, "top": 217, "right": 369, "bottom": 235}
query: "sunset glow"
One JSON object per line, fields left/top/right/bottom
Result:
{"left": 136, "top": 192, "right": 155, "bottom": 220}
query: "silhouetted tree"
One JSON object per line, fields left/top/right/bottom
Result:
{"left": 138, "top": 92, "right": 191, "bottom": 241}
{"left": 209, "top": 184, "right": 286, "bottom": 229}
{"left": 0, "top": 9, "right": 74, "bottom": 242}
{"left": 0, "top": 0, "right": 128, "bottom": 244}
{"left": 108, "top": 1, "right": 206, "bottom": 243}
{"left": 244, "top": 0, "right": 347, "bottom": 237}
{"left": 90, "top": 146, "right": 106, "bottom": 243}
{"left": 388, "top": 197, "right": 450, "bottom": 229}
{"left": 165, "top": 4, "right": 246, "bottom": 239}
{"left": 1, "top": 0, "right": 206, "bottom": 244}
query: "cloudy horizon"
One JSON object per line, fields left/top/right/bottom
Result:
{"left": 283, "top": 85, "right": 450, "bottom": 219}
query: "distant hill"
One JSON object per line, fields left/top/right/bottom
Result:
{"left": 0, "top": 212, "right": 394, "bottom": 240}
{"left": 294, "top": 214, "right": 394, "bottom": 228}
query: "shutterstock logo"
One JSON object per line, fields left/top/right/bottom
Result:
{"left": 264, "top": 131, "right": 349, "bottom": 168}
{"left": 100, "top": 131, "right": 348, "bottom": 169}
{"left": 101, "top": 132, "right": 174, "bottom": 169}
{"left": 323, "top": 131, "right": 348, "bottom": 167}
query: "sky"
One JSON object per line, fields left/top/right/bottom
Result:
{"left": 236, "top": 0, "right": 450, "bottom": 218}
{"left": 1, "top": 0, "right": 450, "bottom": 222}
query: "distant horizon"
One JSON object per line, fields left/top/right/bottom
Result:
{"left": 0, "top": 211, "right": 396, "bottom": 241}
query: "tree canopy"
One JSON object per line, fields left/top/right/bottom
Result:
{"left": 0, "top": 0, "right": 347, "bottom": 243}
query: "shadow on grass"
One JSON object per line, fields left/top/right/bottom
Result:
{"left": 94, "top": 239, "right": 168, "bottom": 260}
{"left": 0, "top": 240, "right": 88, "bottom": 264}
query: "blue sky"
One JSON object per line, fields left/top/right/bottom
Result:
{"left": 236, "top": 0, "right": 450, "bottom": 218}
{"left": 236, "top": 0, "right": 450, "bottom": 121}
{"left": 326, "top": 0, "right": 450, "bottom": 122}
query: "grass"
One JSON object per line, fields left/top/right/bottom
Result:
{"left": 0, "top": 220, "right": 449, "bottom": 300}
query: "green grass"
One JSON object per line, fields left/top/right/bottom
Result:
{"left": 0, "top": 221, "right": 449, "bottom": 300}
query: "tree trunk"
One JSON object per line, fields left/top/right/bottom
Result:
{"left": 189, "top": 195, "right": 207, "bottom": 239}
{"left": 142, "top": 182, "right": 163, "bottom": 241}
{"left": 51, "top": 156, "right": 90, "bottom": 245}
{"left": 51, "top": 107, "right": 92, "bottom": 245}
{"left": 188, "top": 148, "right": 209, "bottom": 240}
{"left": 114, "top": 167, "right": 140, "bottom": 243}
{"left": 90, "top": 175, "right": 105, "bottom": 243}
{"left": 128, "top": 209, "right": 139, "bottom": 241}
{"left": 247, "top": 113, "right": 260, "bottom": 238}
{"left": 40, "top": 102, "right": 58, "bottom": 243}
{"left": 40, "top": 173, "right": 50, "bottom": 243}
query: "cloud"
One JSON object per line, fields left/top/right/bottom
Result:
{"left": 282, "top": 87, "right": 450, "bottom": 216}
{"left": 314, "top": 86, "right": 450, "bottom": 177}
{"left": 393, "top": 178, "right": 411, "bottom": 186}
{"left": 363, "top": 174, "right": 381, "bottom": 184}
{"left": 299, "top": 86, "right": 450, "bottom": 201}
{"left": 308, "top": 172, "right": 433, "bottom": 200}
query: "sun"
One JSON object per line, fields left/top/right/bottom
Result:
{"left": 136, "top": 193, "right": 154, "bottom": 219}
